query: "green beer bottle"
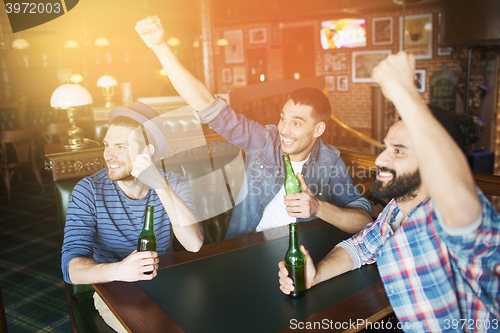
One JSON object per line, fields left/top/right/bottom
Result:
{"left": 283, "top": 154, "right": 302, "bottom": 195}
{"left": 137, "top": 205, "right": 157, "bottom": 274}
{"left": 285, "top": 223, "right": 306, "bottom": 298}
{"left": 283, "top": 154, "right": 305, "bottom": 298}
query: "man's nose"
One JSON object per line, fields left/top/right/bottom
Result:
{"left": 375, "top": 149, "right": 390, "bottom": 168}
{"left": 280, "top": 122, "right": 292, "bottom": 136}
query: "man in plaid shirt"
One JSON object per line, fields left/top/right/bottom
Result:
{"left": 279, "top": 52, "right": 500, "bottom": 332}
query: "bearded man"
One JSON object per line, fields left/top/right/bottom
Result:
{"left": 278, "top": 52, "right": 500, "bottom": 331}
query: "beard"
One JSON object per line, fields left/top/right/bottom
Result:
{"left": 371, "top": 166, "right": 421, "bottom": 202}
{"left": 107, "top": 164, "right": 134, "bottom": 182}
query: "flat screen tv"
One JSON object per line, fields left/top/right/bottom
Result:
{"left": 320, "top": 18, "right": 367, "bottom": 50}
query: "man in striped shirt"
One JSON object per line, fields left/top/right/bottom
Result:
{"left": 279, "top": 52, "right": 500, "bottom": 331}
{"left": 61, "top": 102, "right": 203, "bottom": 332}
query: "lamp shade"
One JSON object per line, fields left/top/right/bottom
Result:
{"left": 94, "top": 37, "right": 110, "bottom": 46}
{"left": 97, "top": 75, "right": 118, "bottom": 87}
{"left": 216, "top": 38, "right": 229, "bottom": 46}
{"left": 167, "top": 37, "right": 180, "bottom": 46}
{"left": 51, "top": 80, "right": 93, "bottom": 108}
{"left": 69, "top": 73, "right": 84, "bottom": 84}
{"left": 12, "top": 38, "right": 29, "bottom": 49}
{"left": 64, "top": 39, "right": 79, "bottom": 48}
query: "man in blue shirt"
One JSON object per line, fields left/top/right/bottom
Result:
{"left": 136, "top": 16, "right": 372, "bottom": 239}
{"left": 61, "top": 102, "right": 203, "bottom": 284}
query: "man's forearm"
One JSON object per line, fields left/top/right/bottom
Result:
{"left": 150, "top": 43, "right": 214, "bottom": 111}
{"left": 391, "top": 90, "right": 480, "bottom": 228}
{"left": 155, "top": 186, "right": 203, "bottom": 252}
{"left": 316, "top": 202, "right": 372, "bottom": 234}
{"left": 313, "top": 246, "right": 354, "bottom": 287}
{"left": 68, "top": 257, "right": 118, "bottom": 285}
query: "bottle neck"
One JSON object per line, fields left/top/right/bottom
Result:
{"left": 283, "top": 154, "right": 295, "bottom": 178}
{"left": 289, "top": 222, "right": 299, "bottom": 248}
{"left": 143, "top": 206, "right": 154, "bottom": 231}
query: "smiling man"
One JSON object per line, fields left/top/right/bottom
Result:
{"left": 61, "top": 102, "right": 203, "bottom": 332}
{"left": 136, "top": 15, "right": 372, "bottom": 239}
{"left": 278, "top": 52, "right": 500, "bottom": 331}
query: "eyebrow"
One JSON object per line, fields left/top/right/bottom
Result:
{"left": 382, "top": 141, "right": 408, "bottom": 149}
{"left": 280, "top": 112, "right": 306, "bottom": 122}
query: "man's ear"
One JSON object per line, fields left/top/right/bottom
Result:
{"left": 314, "top": 122, "right": 326, "bottom": 138}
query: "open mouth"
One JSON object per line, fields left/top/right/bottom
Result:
{"left": 107, "top": 163, "right": 123, "bottom": 170}
{"left": 281, "top": 137, "right": 296, "bottom": 147}
{"left": 376, "top": 167, "right": 395, "bottom": 182}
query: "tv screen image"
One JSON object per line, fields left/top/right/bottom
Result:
{"left": 320, "top": 18, "right": 367, "bottom": 50}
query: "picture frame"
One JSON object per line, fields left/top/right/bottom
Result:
{"left": 249, "top": 28, "right": 267, "bottom": 44}
{"left": 337, "top": 75, "right": 348, "bottom": 91}
{"left": 372, "top": 17, "right": 393, "bottom": 46}
{"left": 399, "top": 13, "right": 433, "bottom": 60}
{"left": 414, "top": 69, "right": 426, "bottom": 93}
{"left": 224, "top": 30, "right": 244, "bottom": 64}
{"left": 351, "top": 50, "right": 392, "bottom": 83}
{"left": 325, "top": 76, "right": 335, "bottom": 91}
{"left": 222, "top": 68, "right": 232, "bottom": 83}
{"left": 233, "top": 65, "right": 247, "bottom": 86}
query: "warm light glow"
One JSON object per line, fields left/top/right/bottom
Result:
{"left": 12, "top": 38, "right": 29, "bottom": 49}
{"left": 50, "top": 79, "right": 93, "bottom": 108}
{"left": 193, "top": 40, "right": 200, "bottom": 48}
{"left": 293, "top": 73, "right": 300, "bottom": 80}
{"left": 260, "top": 74, "right": 265, "bottom": 82}
{"left": 64, "top": 39, "right": 79, "bottom": 48}
{"left": 69, "top": 74, "right": 84, "bottom": 84}
{"left": 97, "top": 75, "right": 118, "bottom": 87}
{"left": 160, "top": 69, "right": 167, "bottom": 77}
{"left": 94, "top": 37, "right": 110, "bottom": 46}
{"left": 216, "top": 38, "right": 229, "bottom": 46}
{"left": 167, "top": 37, "right": 180, "bottom": 46}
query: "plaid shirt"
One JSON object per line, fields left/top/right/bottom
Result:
{"left": 340, "top": 189, "right": 500, "bottom": 332}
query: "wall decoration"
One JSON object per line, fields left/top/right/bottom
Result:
{"left": 324, "top": 52, "right": 347, "bottom": 71}
{"left": 372, "top": 17, "right": 393, "bottom": 46}
{"left": 352, "top": 50, "right": 392, "bottom": 83}
{"left": 399, "top": 13, "right": 433, "bottom": 60}
{"left": 414, "top": 69, "right": 426, "bottom": 93}
{"left": 222, "top": 68, "right": 232, "bottom": 83}
{"left": 249, "top": 28, "right": 267, "bottom": 44}
{"left": 320, "top": 18, "right": 367, "bottom": 49}
{"left": 224, "top": 30, "right": 244, "bottom": 64}
{"left": 325, "top": 76, "right": 335, "bottom": 91}
{"left": 233, "top": 65, "right": 247, "bottom": 86}
{"left": 337, "top": 75, "right": 348, "bottom": 91}
{"left": 430, "top": 64, "right": 458, "bottom": 112}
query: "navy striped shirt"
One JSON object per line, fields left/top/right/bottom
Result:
{"left": 61, "top": 168, "right": 198, "bottom": 284}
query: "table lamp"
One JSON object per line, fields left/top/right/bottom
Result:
{"left": 50, "top": 78, "right": 94, "bottom": 149}
{"left": 97, "top": 74, "right": 118, "bottom": 108}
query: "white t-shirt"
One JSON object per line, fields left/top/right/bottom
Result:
{"left": 256, "top": 156, "right": 309, "bottom": 232}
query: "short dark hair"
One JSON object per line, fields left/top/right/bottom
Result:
{"left": 109, "top": 116, "right": 153, "bottom": 151}
{"left": 287, "top": 87, "right": 331, "bottom": 124}
{"left": 427, "top": 104, "right": 479, "bottom": 153}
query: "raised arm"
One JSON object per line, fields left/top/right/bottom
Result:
{"left": 135, "top": 15, "right": 214, "bottom": 111}
{"left": 372, "top": 52, "right": 480, "bottom": 228}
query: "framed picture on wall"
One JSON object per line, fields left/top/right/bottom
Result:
{"left": 224, "top": 30, "right": 244, "bottom": 64}
{"left": 414, "top": 69, "right": 426, "bottom": 93}
{"left": 337, "top": 75, "right": 348, "bottom": 91}
{"left": 325, "top": 76, "right": 335, "bottom": 91}
{"left": 372, "top": 17, "right": 393, "bottom": 45}
{"left": 399, "top": 13, "right": 433, "bottom": 60}
{"left": 249, "top": 28, "right": 267, "bottom": 44}
{"left": 233, "top": 65, "right": 247, "bottom": 86}
{"left": 352, "top": 50, "right": 392, "bottom": 83}
{"left": 222, "top": 68, "right": 232, "bottom": 83}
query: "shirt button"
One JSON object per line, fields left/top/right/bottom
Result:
{"left": 265, "top": 199, "right": 269, "bottom": 202}
{"left": 258, "top": 212, "right": 262, "bottom": 215}
{"left": 278, "top": 183, "right": 281, "bottom": 186}
{"left": 248, "top": 229, "right": 252, "bottom": 232}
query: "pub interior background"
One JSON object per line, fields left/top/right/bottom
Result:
{"left": 0, "top": 0, "right": 499, "bottom": 331}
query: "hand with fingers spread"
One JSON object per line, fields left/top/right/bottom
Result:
{"left": 278, "top": 245, "right": 317, "bottom": 295}
{"left": 115, "top": 250, "right": 159, "bottom": 282}
{"left": 135, "top": 15, "right": 165, "bottom": 48}
{"left": 284, "top": 173, "right": 320, "bottom": 218}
